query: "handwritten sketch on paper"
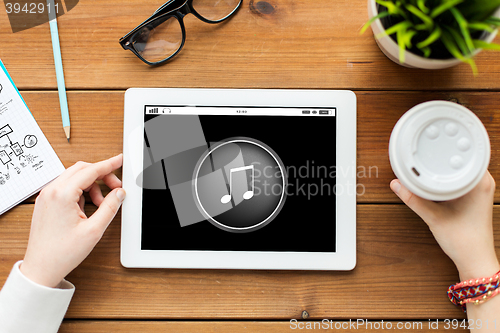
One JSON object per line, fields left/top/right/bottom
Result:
{"left": 0, "top": 60, "right": 65, "bottom": 214}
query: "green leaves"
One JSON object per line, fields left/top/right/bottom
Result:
{"left": 430, "top": 0, "right": 464, "bottom": 18}
{"left": 473, "top": 39, "right": 500, "bottom": 51}
{"left": 362, "top": 0, "right": 500, "bottom": 73}
{"left": 441, "top": 29, "right": 478, "bottom": 74}
{"left": 376, "top": 21, "right": 413, "bottom": 38}
{"left": 406, "top": 4, "right": 434, "bottom": 29}
{"left": 457, "top": 0, "right": 500, "bottom": 21}
{"left": 449, "top": 7, "right": 475, "bottom": 54}
{"left": 416, "top": 25, "right": 441, "bottom": 48}
{"left": 360, "top": 11, "right": 390, "bottom": 34}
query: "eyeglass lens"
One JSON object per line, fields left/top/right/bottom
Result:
{"left": 132, "top": 16, "right": 183, "bottom": 63}
{"left": 192, "top": 0, "right": 241, "bottom": 21}
{"left": 131, "top": 0, "right": 240, "bottom": 63}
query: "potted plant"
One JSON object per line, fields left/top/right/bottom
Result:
{"left": 362, "top": 0, "right": 500, "bottom": 73}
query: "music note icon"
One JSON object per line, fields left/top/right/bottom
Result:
{"left": 220, "top": 165, "right": 255, "bottom": 204}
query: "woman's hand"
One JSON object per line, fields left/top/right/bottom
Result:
{"left": 390, "top": 171, "right": 499, "bottom": 281}
{"left": 20, "top": 154, "right": 126, "bottom": 288}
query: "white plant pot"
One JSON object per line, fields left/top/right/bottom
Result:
{"left": 367, "top": 0, "right": 500, "bottom": 69}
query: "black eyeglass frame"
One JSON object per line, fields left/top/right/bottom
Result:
{"left": 119, "top": 0, "right": 242, "bottom": 65}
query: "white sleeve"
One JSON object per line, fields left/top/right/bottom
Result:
{"left": 0, "top": 261, "right": 75, "bottom": 333}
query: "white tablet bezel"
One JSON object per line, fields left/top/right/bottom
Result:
{"left": 121, "top": 88, "right": 356, "bottom": 270}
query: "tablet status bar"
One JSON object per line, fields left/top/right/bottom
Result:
{"left": 145, "top": 106, "right": 336, "bottom": 116}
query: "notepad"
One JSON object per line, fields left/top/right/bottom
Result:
{"left": 0, "top": 60, "right": 65, "bottom": 215}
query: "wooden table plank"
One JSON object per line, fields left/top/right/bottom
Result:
{"left": 25, "top": 91, "right": 124, "bottom": 166}
{"left": 1, "top": 204, "right": 499, "bottom": 319}
{"left": 19, "top": 90, "right": 500, "bottom": 204}
{"left": 58, "top": 320, "right": 469, "bottom": 332}
{"left": 355, "top": 91, "right": 500, "bottom": 203}
{"left": 1, "top": 0, "right": 500, "bottom": 91}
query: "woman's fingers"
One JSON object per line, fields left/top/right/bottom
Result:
{"left": 88, "top": 188, "right": 126, "bottom": 232}
{"left": 102, "top": 172, "right": 122, "bottom": 190}
{"left": 87, "top": 182, "right": 104, "bottom": 207}
{"left": 50, "top": 161, "right": 90, "bottom": 186}
{"left": 53, "top": 154, "right": 123, "bottom": 191}
{"left": 78, "top": 195, "right": 85, "bottom": 214}
{"left": 390, "top": 179, "right": 438, "bottom": 224}
{"left": 69, "top": 154, "right": 123, "bottom": 192}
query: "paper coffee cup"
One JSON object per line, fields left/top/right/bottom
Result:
{"left": 389, "top": 101, "right": 490, "bottom": 201}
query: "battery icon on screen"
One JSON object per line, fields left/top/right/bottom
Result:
{"left": 319, "top": 110, "right": 330, "bottom": 115}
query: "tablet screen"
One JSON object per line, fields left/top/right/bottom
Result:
{"left": 140, "top": 107, "right": 337, "bottom": 252}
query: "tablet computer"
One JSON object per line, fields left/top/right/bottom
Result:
{"left": 121, "top": 88, "right": 356, "bottom": 270}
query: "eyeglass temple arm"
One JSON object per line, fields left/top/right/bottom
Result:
{"left": 153, "top": 0, "right": 176, "bottom": 14}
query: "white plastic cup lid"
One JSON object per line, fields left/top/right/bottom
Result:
{"left": 389, "top": 101, "right": 490, "bottom": 201}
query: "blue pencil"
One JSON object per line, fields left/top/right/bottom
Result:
{"left": 47, "top": 0, "right": 70, "bottom": 142}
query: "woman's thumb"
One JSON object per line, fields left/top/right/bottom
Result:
{"left": 390, "top": 179, "right": 436, "bottom": 222}
{"left": 89, "top": 188, "right": 126, "bottom": 231}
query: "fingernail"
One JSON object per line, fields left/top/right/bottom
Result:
{"left": 391, "top": 180, "right": 401, "bottom": 195}
{"left": 116, "top": 189, "right": 126, "bottom": 202}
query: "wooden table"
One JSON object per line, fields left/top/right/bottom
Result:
{"left": 1, "top": 0, "right": 499, "bottom": 331}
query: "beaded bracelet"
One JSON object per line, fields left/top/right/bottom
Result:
{"left": 461, "top": 288, "right": 500, "bottom": 307}
{"left": 447, "top": 270, "right": 500, "bottom": 312}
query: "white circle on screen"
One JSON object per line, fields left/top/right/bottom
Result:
{"left": 193, "top": 137, "right": 287, "bottom": 233}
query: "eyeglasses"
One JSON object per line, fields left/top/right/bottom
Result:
{"left": 119, "top": 0, "right": 242, "bottom": 65}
